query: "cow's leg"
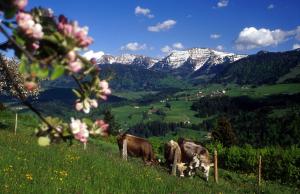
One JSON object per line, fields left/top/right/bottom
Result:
{"left": 122, "top": 139, "right": 128, "bottom": 161}
{"left": 204, "top": 166, "right": 210, "bottom": 181}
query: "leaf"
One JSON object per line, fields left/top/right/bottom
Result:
{"left": 37, "top": 68, "right": 49, "bottom": 79}
{"left": 50, "top": 65, "right": 65, "bottom": 80}
{"left": 82, "top": 118, "right": 93, "bottom": 126}
{"left": 37, "top": 136, "right": 51, "bottom": 146}
{"left": 72, "top": 89, "right": 82, "bottom": 98}
{"left": 4, "top": 8, "right": 17, "bottom": 19}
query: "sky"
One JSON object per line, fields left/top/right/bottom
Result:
{"left": 19, "top": 0, "right": 300, "bottom": 57}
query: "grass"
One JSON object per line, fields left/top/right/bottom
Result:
{"left": 0, "top": 110, "right": 298, "bottom": 193}
{"left": 111, "top": 100, "right": 201, "bottom": 129}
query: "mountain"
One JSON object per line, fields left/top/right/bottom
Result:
{"left": 214, "top": 49, "right": 300, "bottom": 85}
{"left": 87, "top": 48, "right": 246, "bottom": 73}
{"left": 96, "top": 54, "right": 159, "bottom": 69}
{"left": 151, "top": 48, "right": 246, "bottom": 72}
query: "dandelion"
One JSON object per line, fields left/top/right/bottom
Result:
{"left": 25, "top": 173, "right": 33, "bottom": 181}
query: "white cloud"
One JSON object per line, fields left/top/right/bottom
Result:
{"left": 83, "top": 50, "right": 105, "bottom": 60}
{"left": 121, "top": 42, "right": 147, "bottom": 51}
{"left": 161, "top": 42, "right": 185, "bottom": 53}
{"left": 235, "top": 26, "right": 300, "bottom": 50}
{"left": 135, "top": 6, "right": 154, "bottom": 18}
{"left": 216, "top": 45, "right": 224, "bottom": 50}
{"left": 210, "top": 34, "right": 221, "bottom": 39}
{"left": 293, "top": 43, "right": 300, "bottom": 49}
{"left": 217, "top": 0, "right": 229, "bottom": 8}
{"left": 161, "top": 45, "right": 172, "bottom": 53}
{"left": 148, "top": 19, "right": 176, "bottom": 32}
{"left": 172, "top": 42, "right": 184, "bottom": 49}
{"left": 267, "top": 4, "right": 274, "bottom": 9}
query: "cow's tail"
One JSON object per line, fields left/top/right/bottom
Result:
{"left": 122, "top": 139, "right": 128, "bottom": 161}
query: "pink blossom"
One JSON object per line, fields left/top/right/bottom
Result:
{"left": 75, "top": 98, "right": 98, "bottom": 113}
{"left": 90, "top": 120, "right": 109, "bottom": 136}
{"left": 89, "top": 99, "right": 98, "bottom": 108}
{"left": 70, "top": 118, "right": 89, "bottom": 143}
{"left": 57, "top": 15, "right": 93, "bottom": 48}
{"left": 24, "top": 81, "right": 37, "bottom": 91}
{"left": 68, "top": 60, "right": 82, "bottom": 73}
{"left": 97, "top": 80, "right": 111, "bottom": 100}
{"left": 16, "top": 12, "right": 44, "bottom": 40}
{"left": 31, "top": 42, "right": 40, "bottom": 50}
{"left": 67, "top": 50, "right": 76, "bottom": 62}
{"left": 13, "top": 0, "right": 28, "bottom": 10}
{"left": 75, "top": 100, "right": 83, "bottom": 111}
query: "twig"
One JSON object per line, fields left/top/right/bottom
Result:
{"left": 0, "top": 23, "right": 36, "bottom": 62}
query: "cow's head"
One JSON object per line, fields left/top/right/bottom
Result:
{"left": 176, "top": 162, "right": 187, "bottom": 177}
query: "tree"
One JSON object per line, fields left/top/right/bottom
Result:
{"left": 165, "top": 102, "right": 171, "bottom": 110}
{"left": 0, "top": 0, "right": 110, "bottom": 145}
{"left": 104, "top": 109, "right": 120, "bottom": 136}
{"left": 212, "top": 116, "right": 237, "bottom": 147}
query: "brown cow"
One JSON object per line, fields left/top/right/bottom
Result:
{"left": 164, "top": 140, "right": 186, "bottom": 177}
{"left": 178, "top": 138, "right": 211, "bottom": 181}
{"left": 117, "top": 133, "right": 157, "bottom": 165}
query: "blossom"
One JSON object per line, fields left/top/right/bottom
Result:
{"left": 75, "top": 98, "right": 98, "bottom": 114}
{"left": 69, "top": 118, "right": 89, "bottom": 143}
{"left": 13, "top": 0, "right": 28, "bottom": 10}
{"left": 90, "top": 120, "right": 109, "bottom": 136}
{"left": 16, "top": 12, "right": 44, "bottom": 39}
{"left": 58, "top": 15, "right": 93, "bottom": 48}
{"left": 97, "top": 80, "right": 111, "bottom": 100}
{"left": 68, "top": 60, "right": 82, "bottom": 73}
{"left": 67, "top": 50, "right": 76, "bottom": 62}
{"left": 24, "top": 81, "right": 37, "bottom": 91}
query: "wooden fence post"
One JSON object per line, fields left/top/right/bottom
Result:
{"left": 122, "top": 139, "right": 128, "bottom": 161}
{"left": 257, "top": 155, "right": 262, "bottom": 192}
{"left": 214, "top": 149, "right": 218, "bottom": 184}
{"left": 14, "top": 113, "right": 18, "bottom": 135}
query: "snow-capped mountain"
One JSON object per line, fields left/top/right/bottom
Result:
{"left": 153, "top": 48, "right": 247, "bottom": 71}
{"left": 83, "top": 48, "right": 247, "bottom": 71}
{"left": 97, "top": 54, "right": 159, "bottom": 69}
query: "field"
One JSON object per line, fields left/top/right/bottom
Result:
{"left": 0, "top": 110, "right": 298, "bottom": 194}
{"left": 111, "top": 100, "right": 202, "bottom": 129}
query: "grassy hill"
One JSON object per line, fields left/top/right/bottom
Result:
{"left": 0, "top": 110, "right": 298, "bottom": 193}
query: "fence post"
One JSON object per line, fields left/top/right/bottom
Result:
{"left": 14, "top": 113, "right": 18, "bottom": 135}
{"left": 257, "top": 155, "right": 262, "bottom": 192}
{"left": 122, "top": 139, "right": 128, "bottom": 161}
{"left": 214, "top": 149, "right": 218, "bottom": 184}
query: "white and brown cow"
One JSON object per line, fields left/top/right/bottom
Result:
{"left": 117, "top": 133, "right": 157, "bottom": 165}
{"left": 178, "top": 138, "right": 211, "bottom": 181}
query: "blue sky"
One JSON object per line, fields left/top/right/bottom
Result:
{"left": 23, "top": 0, "right": 300, "bottom": 57}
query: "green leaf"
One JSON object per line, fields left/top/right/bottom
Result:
{"left": 37, "top": 136, "right": 51, "bottom": 146}
{"left": 4, "top": 8, "right": 17, "bottom": 19}
{"left": 82, "top": 118, "right": 93, "bottom": 126}
{"left": 72, "top": 89, "right": 82, "bottom": 98}
{"left": 37, "top": 68, "right": 49, "bottom": 79}
{"left": 50, "top": 65, "right": 65, "bottom": 80}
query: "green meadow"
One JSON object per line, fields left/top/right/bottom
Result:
{"left": 0, "top": 110, "right": 298, "bottom": 194}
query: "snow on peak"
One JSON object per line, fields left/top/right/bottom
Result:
{"left": 163, "top": 48, "right": 247, "bottom": 70}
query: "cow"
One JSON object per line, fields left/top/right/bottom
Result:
{"left": 164, "top": 140, "right": 186, "bottom": 177}
{"left": 116, "top": 133, "right": 157, "bottom": 165}
{"left": 178, "top": 138, "right": 211, "bottom": 181}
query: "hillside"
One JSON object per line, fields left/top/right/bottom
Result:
{"left": 214, "top": 50, "right": 300, "bottom": 85}
{"left": 0, "top": 110, "right": 297, "bottom": 193}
